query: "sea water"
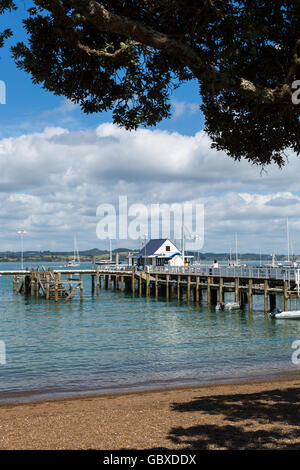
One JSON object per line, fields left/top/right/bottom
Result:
{"left": 0, "top": 261, "right": 299, "bottom": 403}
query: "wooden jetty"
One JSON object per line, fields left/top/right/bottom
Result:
{"left": 1, "top": 264, "right": 300, "bottom": 312}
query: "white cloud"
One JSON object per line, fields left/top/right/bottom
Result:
{"left": 0, "top": 123, "right": 299, "bottom": 253}
{"left": 40, "top": 99, "right": 79, "bottom": 118}
{"left": 172, "top": 100, "right": 199, "bottom": 118}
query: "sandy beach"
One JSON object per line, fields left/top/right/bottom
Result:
{"left": 0, "top": 375, "right": 299, "bottom": 450}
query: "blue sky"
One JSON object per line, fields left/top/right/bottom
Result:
{"left": 0, "top": 3, "right": 203, "bottom": 138}
{"left": 0, "top": 4, "right": 298, "bottom": 256}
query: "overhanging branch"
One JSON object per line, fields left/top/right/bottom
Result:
{"left": 70, "top": 0, "right": 292, "bottom": 104}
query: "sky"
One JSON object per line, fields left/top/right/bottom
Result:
{"left": 0, "top": 4, "right": 299, "bottom": 256}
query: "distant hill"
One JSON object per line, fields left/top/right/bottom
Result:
{"left": 0, "top": 249, "right": 295, "bottom": 263}
{"left": 0, "top": 248, "right": 136, "bottom": 262}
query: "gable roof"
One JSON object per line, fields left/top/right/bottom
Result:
{"left": 136, "top": 239, "right": 179, "bottom": 257}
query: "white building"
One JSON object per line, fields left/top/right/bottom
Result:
{"left": 134, "top": 239, "right": 192, "bottom": 267}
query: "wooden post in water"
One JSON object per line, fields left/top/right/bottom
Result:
{"left": 91, "top": 275, "right": 95, "bottom": 295}
{"left": 219, "top": 278, "right": 224, "bottom": 304}
{"left": 16, "top": 277, "right": 20, "bottom": 295}
{"left": 177, "top": 275, "right": 181, "bottom": 300}
{"left": 264, "top": 280, "right": 268, "bottom": 313}
{"left": 199, "top": 279, "right": 203, "bottom": 301}
{"left": 45, "top": 275, "right": 49, "bottom": 300}
{"left": 187, "top": 276, "right": 191, "bottom": 301}
{"left": 248, "top": 279, "right": 253, "bottom": 311}
{"left": 30, "top": 269, "right": 35, "bottom": 296}
{"left": 139, "top": 275, "right": 142, "bottom": 296}
{"left": 155, "top": 274, "right": 158, "bottom": 298}
{"left": 13, "top": 276, "right": 16, "bottom": 294}
{"left": 36, "top": 272, "right": 40, "bottom": 297}
{"left": 207, "top": 277, "right": 211, "bottom": 304}
{"left": 121, "top": 276, "right": 124, "bottom": 292}
{"left": 235, "top": 278, "right": 239, "bottom": 303}
{"left": 166, "top": 275, "right": 170, "bottom": 299}
{"left": 54, "top": 276, "right": 58, "bottom": 302}
{"left": 131, "top": 267, "right": 135, "bottom": 294}
{"left": 284, "top": 280, "right": 288, "bottom": 311}
{"left": 80, "top": 274, "right": 83, "bottom": 300}
{"left": 195, "top": 276, "right": 199, "bottom": 302}
{"left": 146, "top": 272, "right": 150, "bottom": 297}
{"left": 96, "top": 268, "right": 100, "bottom": 296}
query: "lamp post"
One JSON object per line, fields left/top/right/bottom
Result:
{"left": 17, "top": 230, "right": 26, "bottom": 270}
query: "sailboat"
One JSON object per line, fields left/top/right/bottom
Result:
{"left": 95, "top": 239, "right": 115, "bottom": 265}
{"left": 228, "top": 233, "right": 246, "bottom": 267}
{"left": 65, "top": 236, "right": 80, "bottom": 267}
{"left": 264, "top": 252, "right": 278, "bottom": 268}
{"left": 280, "top": 218, "right": 298, "bottom": 268}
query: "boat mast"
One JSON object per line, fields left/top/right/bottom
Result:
{"left": 287, "top": 218, "right": 290, "bottom": 262}
{"left": 290, "top": 226, "right": 295, "bottom": 263}
{"left": 74, "top": 235, "right": 80, "bottom": 263}
{"left": 235, "top": 232, "right": 238, "bottom": 265}
{"left": 181, "top": 225, "right": 185, "bottom": 265}
{"left": 271, "top": 252, "right": 275, "bottom": 268}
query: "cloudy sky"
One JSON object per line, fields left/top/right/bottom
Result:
{"left": 0, "top": 4, "right": 299, "bottom": 255}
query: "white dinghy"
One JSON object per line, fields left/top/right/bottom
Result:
{"left": 216, "top": 302, "right": 240, "bottom": 311}
{"left": 269, "top": 308, "right": 300, "bottom": 319}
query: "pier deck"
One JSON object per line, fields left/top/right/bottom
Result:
{"left": 1, "top": 265, "right": 300, "bottom": 312}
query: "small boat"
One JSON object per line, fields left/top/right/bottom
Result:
{"left": 65, "top": 235, "right": 80, "bottom": 267}
{"left": 216, "top": 302, "right": 240, "bottom": 311}
{"left": 269, "top": 308, "right": 300, "bottom": 319}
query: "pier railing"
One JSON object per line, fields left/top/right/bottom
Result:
{"left": 96, "top": 264, "right": 297, "bottom": 281}
{"left": 95, "top": 265, "right": 133, "bottom": 272}
{"left": 1, "top": 264, "right": 297, "bottom": 283}
{"left": 150, "top": 265, "right": 296, "bottom": 281}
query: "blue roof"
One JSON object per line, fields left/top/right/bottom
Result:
{"left": 136, "top": 239, "right": 178, "bottom": 257}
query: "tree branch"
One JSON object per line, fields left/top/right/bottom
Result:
{"left": 70, "top": 0, "right": 291, "bottom": 104}
{"left": 44, "top": 0, "right": 156, "bottom": 60}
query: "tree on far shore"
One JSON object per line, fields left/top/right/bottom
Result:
{"left": 1, "top": 1, "right": 300, "bottom": 166}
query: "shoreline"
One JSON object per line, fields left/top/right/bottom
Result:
{"left": 0, "top": 368, "right": 299, "bottom": 406}
{"left": 0, "top": 373, "right": 299, "bottom": 449}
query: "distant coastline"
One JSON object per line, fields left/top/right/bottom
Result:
{"left": 0, "top": 250, "right": 296, "bottom": 263}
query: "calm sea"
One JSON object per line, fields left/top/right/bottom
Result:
{"left": 0, "top": 261, "right": 299, "bottom": 403}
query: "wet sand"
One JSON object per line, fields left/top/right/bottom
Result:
{"left": 0, "top": 375, "right": 299, "bottom": 450}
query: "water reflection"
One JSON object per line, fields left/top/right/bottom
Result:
{"left": 0, "top": 262, "right": 298, "bottom": 403}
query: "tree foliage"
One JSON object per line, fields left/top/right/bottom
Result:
{"left": 0, "top": 1, "right": 16, "bottom": 48}
{"left": 4, "top": 1, "right": 300, "bottom": 166}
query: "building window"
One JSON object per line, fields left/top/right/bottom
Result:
{"left": 166, "top": 246, "right": 170, "bottom": 251}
